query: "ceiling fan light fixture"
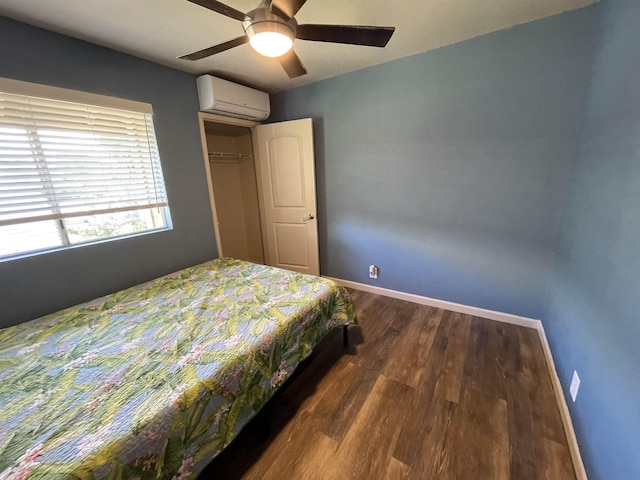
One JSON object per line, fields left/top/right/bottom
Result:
{"left": 246, "top": 22, "right": 294, "bottom": 58}
{"left": 183, "top": 0, "right": 396, "bottom": 79}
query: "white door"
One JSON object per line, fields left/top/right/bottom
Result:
{"left": 254, "top": 118, "right": 319, "bottom": 276}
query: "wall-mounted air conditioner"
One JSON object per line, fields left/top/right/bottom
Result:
{"left": 196, "top": 75, "right": 270, "bottom": 121}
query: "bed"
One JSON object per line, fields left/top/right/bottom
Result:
{"left": 0, "top": 257, "right": 356, "bottom": 480}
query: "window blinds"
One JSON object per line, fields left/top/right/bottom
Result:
{"left": 0, "top": 90, "right": 168, "bottom": 228}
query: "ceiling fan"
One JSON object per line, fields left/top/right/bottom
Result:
{"left": 179, "top": 0, "right": 396, "bottom": 78}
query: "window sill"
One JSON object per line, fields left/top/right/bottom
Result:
{"left": 0, "top": 226, "right": 173, "bottom": 264}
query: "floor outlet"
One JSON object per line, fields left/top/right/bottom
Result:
{"left": 569, "top": 370, "right": 580, "bottom": 402}
{"left": 369, "top": 265, "right": 379, "bottom": 279}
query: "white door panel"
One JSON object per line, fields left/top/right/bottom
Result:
{"left": 255, "top": 118, "right": 319, "bottom": 276}
{"left": 274, "top": 223, "right": 309, "bottom": 267}
{"left": 268, "top": 136, "right": 305, "bottom": 207}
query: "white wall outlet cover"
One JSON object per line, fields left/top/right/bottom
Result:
{"left": 569, "top": 370, "right": 580, "bottom": 402}
{"left": 369, "top": 265, "right": 379, "bottom": 279}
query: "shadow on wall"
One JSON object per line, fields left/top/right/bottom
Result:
{"left": 328, "top": 217, "right": 550, "bottom": 319}
{"left": 312, "top": 116, "right": 329, "bottom": 276}
{"left": 270, "top": 6, "right": 597, "bottom": 322}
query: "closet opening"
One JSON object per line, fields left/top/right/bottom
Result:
{"left": 203, "top": 120, "right": 265, "bottom": 264}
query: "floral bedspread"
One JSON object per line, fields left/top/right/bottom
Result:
{"left": 0, "top": 258, "right": 356, "bottom": 479}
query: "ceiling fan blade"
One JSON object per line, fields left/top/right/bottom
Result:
{"left": 278, "top": 50, "right": 307, "bottom": 78}
{"left": 187, "top": 0, "right": 247, "bottom": 22}
{"left": 297, "top": 24, "right": 395, "bottom": 47}
{"left": 270, "top": 0, "right": 308, "bottom": 19}
{"left": 179, "top": 36, "right": 248, "bottom": 61}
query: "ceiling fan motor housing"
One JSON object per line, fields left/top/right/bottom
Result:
{"left": 242, "top": 7, "right": 298, "bottom": 44}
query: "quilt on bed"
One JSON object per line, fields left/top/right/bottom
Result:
{"left": 0, "top": 257, "right": 356, "bottom": 480}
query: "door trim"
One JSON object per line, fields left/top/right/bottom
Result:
{"left": 251, "top": 126, "right": 271, "bottom": 265}
{"left": 197, "top": 112, "right": 259, "bottom": 258}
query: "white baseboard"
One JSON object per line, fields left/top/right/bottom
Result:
{"left": 323, "top": 276, "right": 541, "bottom": 329}
{"left": 325, "top": 276, "right": 586, "bottom": 479}
{"left": 536, "top": 326, "right": 588, "bottom": 479}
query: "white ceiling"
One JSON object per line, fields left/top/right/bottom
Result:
{"left": 0, "top": 0, "right": 596, "bottom": 93}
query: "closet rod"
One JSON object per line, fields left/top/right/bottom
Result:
{"left": 208, "top": 151, "right": 253, "bottom": 163}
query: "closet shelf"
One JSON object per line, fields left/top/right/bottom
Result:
{"left": 208, "top": 152, "right": 253, "bottom": 163}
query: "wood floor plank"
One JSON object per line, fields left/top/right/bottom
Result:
{"left": 518, "top": 327, "right": 576, "bottom": 478}
{"left": 445, "top": 387, "right": 510, "bottom": 480}
{"left": 539, "top": 438, "right": 576, "bottom": 480}
{"left": 323, "top": 374, "right": 414, "bottom": 480}
{"left": 200, "top": 291, "right": 577, "bottom": 480}
{"left": 497, "top": 322, "right": 539, "bottom": 480}
{"left": 350, "top": 296, "right": 414, "bottom": 364}
{"left": 519, "top": 326, "right": 569, "bottom": 444}
{"left": 321, "top": 297, "right": 408, "bottom": 442}
{"left": 384, "top": 457, "right": 412, "bottom": 480}
{"left": 433, "top": 311, "right": 472, "bottom": 404}
{"left": 393, "top": 310, "right": 458, "bottom": 467}
{"left": 241, "top": 357, "right": 358, "bottom": 480}
{"left": 463, "top": 316, "right": 507, "bottom": 400}
{"left": 382, "top": 305, "right": 442, "bottom": 388}
{"left": 405, "top": 398, "right": 457, "bottom": 480}
{"left": 260, "top": 432, "right": 339, "bottom": 480}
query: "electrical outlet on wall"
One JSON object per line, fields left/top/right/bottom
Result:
{"left": 570, "top": 370, "right": 580, "bottom": 402}
{"left": 369, "top": 265, "right": 379, "bottom": 279}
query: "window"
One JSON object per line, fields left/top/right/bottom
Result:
{"left": 0, "top": 78, "right": 171, "bottom": 260}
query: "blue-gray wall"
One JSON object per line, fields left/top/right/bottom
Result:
{"left": 271, "top": 7, "right": 597, "bottom": 319}
{"left": 3, "top": 6, "right": 637, "bottom": 478}
{"left": 0, "top": 17, "right": 217, "bottom": 327}
{"left": 543, "top": 1, "right": 640, "bottom": 478}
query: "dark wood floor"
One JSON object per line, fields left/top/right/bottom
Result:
{"left": 201, "top": 289, "right": 575, "bottom": 479}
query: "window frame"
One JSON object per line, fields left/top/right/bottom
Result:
{"left": 0, "top": 77, "right": 172, "bottom": 262}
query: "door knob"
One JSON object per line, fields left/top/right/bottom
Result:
{"left": 303, "top": 213, "right": 315, "bottom": 221}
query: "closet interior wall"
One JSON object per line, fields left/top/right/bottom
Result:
{"left": 206, "top": 128, "right": 264, "bottom": 264}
